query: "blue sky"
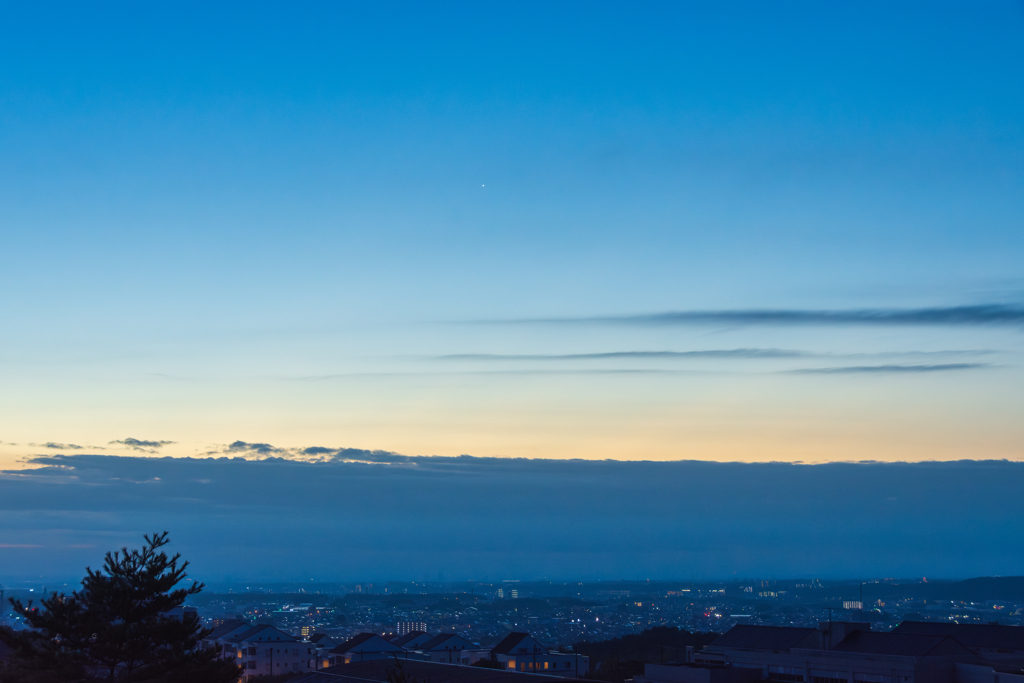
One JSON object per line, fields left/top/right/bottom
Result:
{"left": 1, "top": 1, "right": 1023, "bottom": 466}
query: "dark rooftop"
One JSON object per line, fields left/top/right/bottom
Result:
{"left": 892, "top": 621, "right": 1024, "bottom": 652}
{"left": 421, "top": 633, "right": 471, "bottom": 651}
{"left": 830, "top": 631, "right": 975, "bottom": 658}
{"left": 333, "top": 633, "right": 401, "bottom": 654}
{"left": 227, "top": 624, "right": 297, "bottom": 643}
{"left": 0, "top": 637, "right": 14, "bottom": 663}
{"left": 492, "top": 633, "right": 536, "bottom": 655}
{"left": 291, "top": 659, "right": 599, "bottom": 683}
{"left": 711, "top": 625, "right": 818, "bottom": 652}
{"left": 391, "top": 631, "right": 429, "bottom": 647}
{"left": 206, "top": 619, "right": 249, "bottom": 639}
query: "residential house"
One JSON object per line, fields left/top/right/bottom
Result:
{"left": 223, "top": 624, "right": 309, "bottom": 681}
{"left": 309, "top": 634, "right": 339, "bottom": 671}
{"left": 684, "top": 621, "right": 1024, "bottom": 683}
{"left": 330, "top": 632, "right": 407, "bottom": 665}
{"left": 484, "top": 631, "right": 589, "bottom": 677}
{"left": 418, "top": 633, "right": 477, "bottom": 664}
{"left": 201, "top": 619, "right": 253, "bottom": 660}
{"left": 392, "top": 631, "right": 437, "bottom": 650}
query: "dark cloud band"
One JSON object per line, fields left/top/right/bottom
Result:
{"left": 493, "top": 304, "right": 1024, "bottom": 327}
{"left": 2, "top": 454, "right": 1024, "bottom": 582}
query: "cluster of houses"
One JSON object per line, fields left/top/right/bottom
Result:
{"left": 201, "top": 624, "right": 589, "bottom": 682}
{"left": 630, "top": 620, "right": 1024, "bottom": 683}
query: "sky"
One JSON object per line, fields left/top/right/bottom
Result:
{"left": 1, "top": 1, "right": 1024, "bottom": 580}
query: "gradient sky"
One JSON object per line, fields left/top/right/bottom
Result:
{"left": 2, "top": 1, "right": 1024, "bottom": 468}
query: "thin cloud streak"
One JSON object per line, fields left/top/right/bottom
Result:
{"left": 790, "top": 363, "right": 989, "bottom": 375}
{"left": 288, "top": 368, "right": 708, "bottom": 381}
{"left": 436, "top": 349, "right": 995, "bottom": 362}
{"left": 489, "top": 304, "right": 1024, "bottom": 327}
{"left": 437, "top": 349, "right": 807, "bottom": 361}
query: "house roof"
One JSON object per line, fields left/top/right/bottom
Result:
{"left": 391, "top": 631, "right": 430, "bottom": 647}
{"left": 421, "top": 633, "right": 475, "bottom": 651}
{"left": 228, "top": 624, "right": 298, "bottom": 643}
{"left": 333, "top": 633, "right": 404, "bottom": 654}
{"left": 829, "top": 631, "right": 975, "bottom": 657}
{"left": 312, "top": 633, "right": 337, "bottom": 645}
{"left": 492, "top": 633, "right": 547, "bottom": 655}
{"left": 207, "top": 619, "right": 250, "bottom": 639}
{"left": 892, "top": 622, "right": 1024, "bottom": 652}
{"left": 711, "top": 625, "right": 818, "bottom": 652}
{"left": 334, "top": 633, "right": 381, "bottom": 653}
{"left": 289, "top": 658, "right": 599, "bottom": 683}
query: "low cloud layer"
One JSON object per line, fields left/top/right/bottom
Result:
{"left": 1, "top": 454, "right": 1022, "bottom": 583}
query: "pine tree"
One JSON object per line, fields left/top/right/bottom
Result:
{"left": 0, "top": 532, "right": 239, "bottom": 683}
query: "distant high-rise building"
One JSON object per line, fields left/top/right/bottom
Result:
{"left": 510, "top": 589, "right": 519, "bottom": 599}
{"left": 496, "top": 588, "right": 504, "bottom": 599}
{"left": 396, "top": 621, "right": 427, "bottom": 636}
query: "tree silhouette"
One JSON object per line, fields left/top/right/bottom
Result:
{"left": 386, "top": 660, "right": 430, "bottom": 683}
{"left": 0, "top": 532, "right": 239, "bottom": 683}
